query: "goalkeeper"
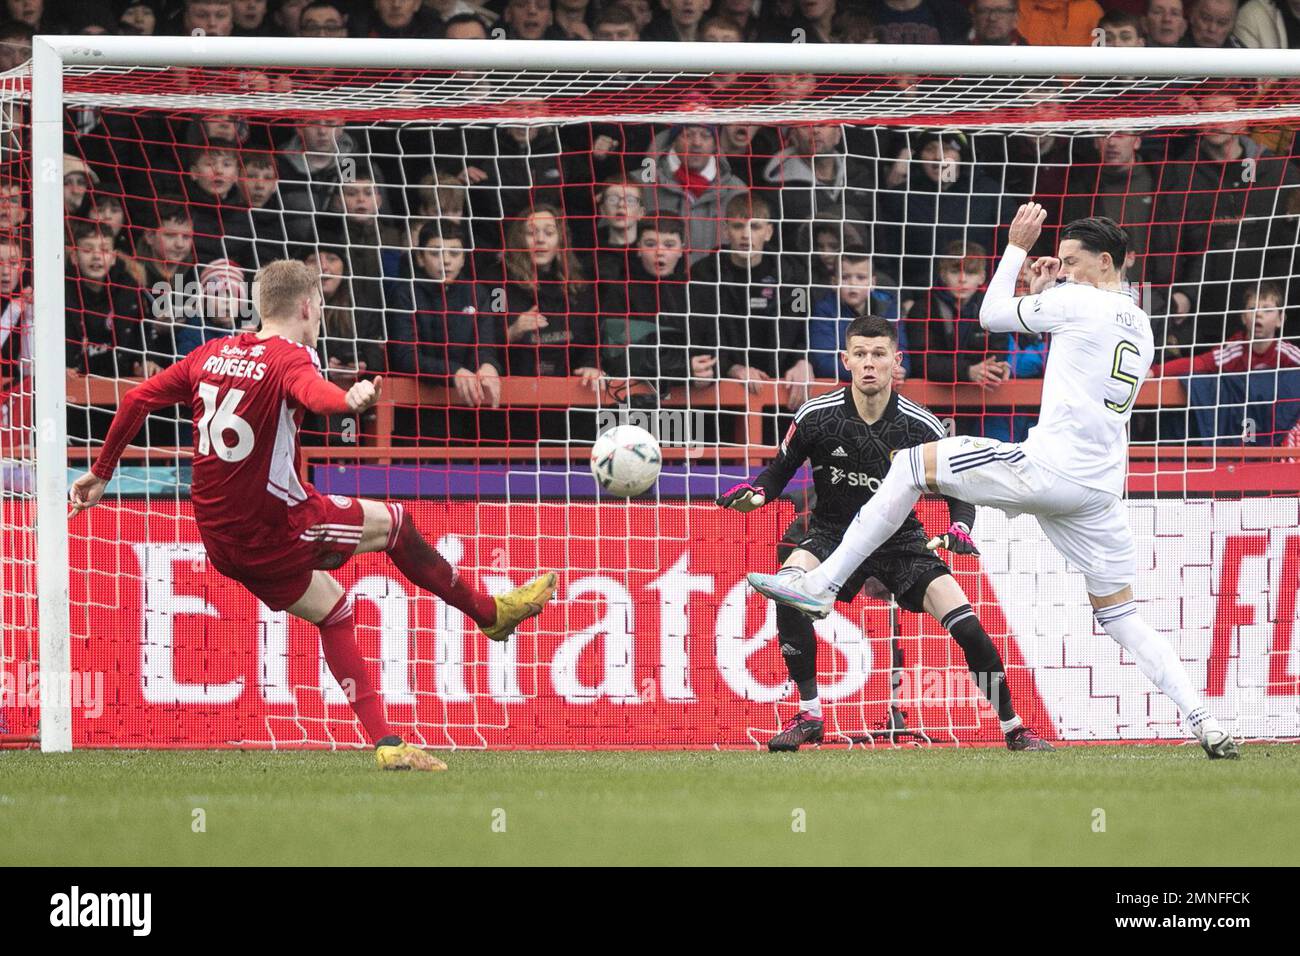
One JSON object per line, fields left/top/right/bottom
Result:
{"left": 718, "top": 315, "right": 1052, "bottom": 752}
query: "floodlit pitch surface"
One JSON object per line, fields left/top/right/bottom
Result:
{"left": 1, "top": 746, "right": 1296, "bottom": 866}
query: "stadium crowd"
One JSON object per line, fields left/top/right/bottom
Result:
{"left": 2, "top": 0, "right": 1299, "bottom": 448}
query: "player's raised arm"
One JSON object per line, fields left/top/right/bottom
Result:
{"left": 71, "top": 357, "right": 196, "bottom": 513}
{"left": 717, "top": 407, "right": 813, "bottom": 512}
{"left": 980, "top": 202, "right": 1067, "bottom": 335}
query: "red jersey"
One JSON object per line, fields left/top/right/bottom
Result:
{"left": 1156, "top": 333, "right": 1300, "bottom": 377}
{"left": 92, "top": 332, "right": 351, "bottom": 545}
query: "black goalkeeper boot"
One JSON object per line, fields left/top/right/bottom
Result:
{"left": 767, "top": 711, "right": 825, "bottom": 752}
{"left": 1006, "top": 726, "right": 1055, "bottom": 752}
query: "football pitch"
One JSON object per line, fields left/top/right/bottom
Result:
{"left": 2, "top": 745, "right": 1297, "bottom": 866}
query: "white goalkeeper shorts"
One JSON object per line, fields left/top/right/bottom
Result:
{"left": 931, "top": 435, "right": 1136, "bottom": 597}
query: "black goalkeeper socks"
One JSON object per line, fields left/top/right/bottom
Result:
{"left": 942, "top": 604, "right": 1017, "bottom": 723}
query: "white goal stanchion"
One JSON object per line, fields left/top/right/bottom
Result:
{"left": 13, "top": 37, "right": 1300, "bottom": 752}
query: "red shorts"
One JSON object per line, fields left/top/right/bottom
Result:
{"left": 202, "top": 494, "right": 366, "bottom": 611}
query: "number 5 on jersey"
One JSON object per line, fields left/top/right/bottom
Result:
{"left": 1106, "top": 341, "right": 1141, "bottom": 415}
{"left": 196, "top": 382, "right": 255, "bottom": 461}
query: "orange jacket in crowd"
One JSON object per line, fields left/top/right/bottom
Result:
{"left": 1016, "top": 0, "right": 1105, "bottom": 46}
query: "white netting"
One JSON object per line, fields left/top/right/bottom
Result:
{"left": 5, "top": 49, "right": 1299, "bottom": 749}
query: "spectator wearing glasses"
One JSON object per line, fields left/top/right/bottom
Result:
{"left": 593, "top": 178, "right": 646, "bottom": 281}
{"left": 298, "top": 0, "right": 347, "bottom": 34}
{"left": 970, "top": 0, "right": 1029, "bottom": 42}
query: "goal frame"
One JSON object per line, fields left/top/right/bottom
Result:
{"left": 26, "top": 35, "right": 1300, "bottom": 752}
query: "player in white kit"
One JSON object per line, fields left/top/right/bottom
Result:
{"left": 748, "top": 203, "right": 1240, "bottom": 759}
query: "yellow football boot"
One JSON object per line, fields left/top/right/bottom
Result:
{"left": 375, "top": 737, "right": 447, "bottom": 772}
{"left": 480, "top": 571, "right": 558, "bottom": 642}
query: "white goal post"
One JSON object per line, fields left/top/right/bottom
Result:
{"left": 24, "top": 37, "right": 1300, "bottom": 753}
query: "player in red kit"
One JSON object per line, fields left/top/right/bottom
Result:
{"left": 69, "top": 260, "right": 557, "bottom": 771}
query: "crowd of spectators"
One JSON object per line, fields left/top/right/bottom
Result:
{"left": 2, "top": 0, "right": 1299, "bottom": 449}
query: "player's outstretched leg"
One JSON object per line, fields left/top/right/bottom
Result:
{"left": 374, "top": 502, "right": 557, "bottom": 642}
{"left": 1092, "top": 595, "right": 1239, "bottom": 759}
{"left": 289, "top": 573, "right": 447, "bottom": 771}
{"left": 748, "top": 445, "right": 928, "bottom": 617}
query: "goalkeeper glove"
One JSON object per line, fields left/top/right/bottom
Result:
{"left": 716, "top": 482, "right": 766, "bottom": 513}
{"left": 926, "top": 522, "right": 980, "bottom": 556}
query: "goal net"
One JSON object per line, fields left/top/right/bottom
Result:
{"left": 4, "top": 39, "right": 1299, "bottom": 751}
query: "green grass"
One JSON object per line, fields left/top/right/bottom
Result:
{"left": 1, "top": 745, "right": 1296, "bottom": 866}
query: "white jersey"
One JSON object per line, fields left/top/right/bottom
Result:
{"left": 986, "top": 274, "right": 1154, "bottom": 497}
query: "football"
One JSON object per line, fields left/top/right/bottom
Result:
{"left": 590, "top": 425, "right": 662, "bottom": 497}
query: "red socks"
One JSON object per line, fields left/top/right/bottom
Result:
{"left": 383, "top": 503, "right": 497, "bottom": 628}
{"left": 318, "top": 595, "right": 391, "bottom": 744}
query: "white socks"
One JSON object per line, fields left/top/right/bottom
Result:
{"left": 802, "top": 696, "right": 823, "bottom": 719}
{"left": 1094, "top": 600, "right": 1216, "bottom": 739}
{"left": 805, "top": 446, "right": 925, "bottom": 596}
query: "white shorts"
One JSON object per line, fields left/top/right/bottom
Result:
{"left": 933, "top": 435, "right": 1135, "bottom": 596}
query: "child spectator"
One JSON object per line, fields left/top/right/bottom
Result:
{"left": 493, "top": 205, "right": 601, "bottom": 443}
{"left": 289, "top": 245, "right": 385, "bottom": 444}
{"left": 904, "top": 240, "right": 1008, "bottom": 387}
{"left": 642, "top": 0, "right": 707, "bottom": 40}
{"left": 498, "top": 205, "right": 599, "bottom": 382}
{"left": 691, "top": 192, "right": 811, "bottom": 411}
{"left": 273, "top": 0, "right": 309, "bottom": 33}
{"left": 0, "top": 180, "right": 26, "bottom": 234}
{"left": 278, "top": 116, "right": 359, "bottom": 242}
{"left": 598, "top": 216, "right": 716, "bottom": 393}
{"left": 182, "top": 139, "right": 255, "bottom": 267}
{"left": 387, "top": 219, "right": 501, "bottom": 407}
{"left": 89, "top": 190, "right": 134, "bottom": 260}
{"left": 239, "top": 151, "right": 290, "bottom": 267}
{"left": 66, "top": 221, "right": 145, "bottom": 441}
{"left": 118, "top": 0, "right": 158, "bottom": 34}
{"left": 126, "top": 201, "right": 199, "bottom": 322}
{"left": 0, "top": 237, "right": 29, "bottom": 388}
{"left": 232, "top": 0, "right": 271, "bottom": 34}
{"left": 501, "top": 0, "right": 564, "bottom": 38}
{"left": 593, "top": 177, "right": 646, "bottom": 283}
{"left": 594, "top": 2, "right": 640, "bottom": 38}
{"left": 808, "top": 246, "right": 908, "bottom": 382}
{"left": 803, "top": 215, "right": 872, "bottom": 296}
{"left": 63, "top": 153, "right": 97, "bottom": 221}
{"left": 1153, "top": 283, "right": 1300, "bottom": 376}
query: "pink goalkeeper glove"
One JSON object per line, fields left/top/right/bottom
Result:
{"left": 927, "top": 522, "right": 980, "bottom": 556}
{"left": 716, "top": 482, "right": 767, "bottom": 513}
